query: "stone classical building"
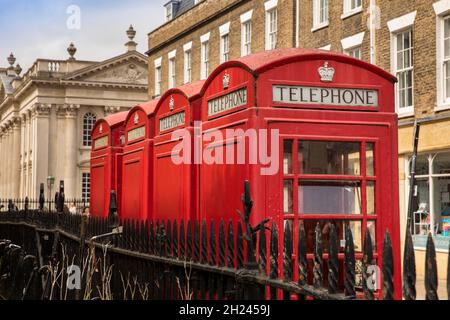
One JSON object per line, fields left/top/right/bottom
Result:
{"left": 148, "top": 0, "right": 450, "bottom": 285}
{"left": 0, "top": 26, "right": 149, "bottom": 201}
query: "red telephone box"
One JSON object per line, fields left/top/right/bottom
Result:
{"left": 121, "top": 99, "right": 158, "bottom": 221}
{"left": 153, "top": 81, "right": 204, "bottom": 222}
{"left": 90, "top": 111, "right": 127, "bottom": 217}
{"left": 199, "top": 48, "right": 400, "bottom": 298}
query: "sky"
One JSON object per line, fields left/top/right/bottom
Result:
{"left": 0, "top": 0, "right": 167, "bottom": 72}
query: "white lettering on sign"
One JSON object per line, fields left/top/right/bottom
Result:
{"left": 127, "top": 126, "right": 145, "bottom": 142}
{"left": 94, "top": 136, "right": 108, "bottom": 149}
{"left": 159, "top": 111, "right": 186, "bottom": 132}
{"left": 273, "top": 85, "right": 378, "bottom": 107}
{"left": 207, "top": 88, "right": 248, "bottom": 116}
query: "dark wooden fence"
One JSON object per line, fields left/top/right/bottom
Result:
{"left": 0, "top": 182, "right": 443, "bottom": 300}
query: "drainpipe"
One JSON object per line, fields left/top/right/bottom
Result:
{"left": 369, "top": 0, "right": 377, "bottom": 64}
{"left": 295, "top": 0, "right": 300, "bottom": 48}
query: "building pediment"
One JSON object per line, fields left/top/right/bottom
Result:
{"left": 62, "top": 51, "right": 148, "bottom": 85}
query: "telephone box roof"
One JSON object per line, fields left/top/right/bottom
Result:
{"left": 202, "top": 48, "right": 397, "bottom": 91}
{"left": 92, "top": 111, "right": 128, "bottom": 133}
{"left": 160, "top": 80, "right": 205, "bottom": 101}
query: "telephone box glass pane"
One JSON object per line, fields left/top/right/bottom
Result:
{"left": 283, "top": 140, "right": 293, "bottom": 174}
{"left": 367, "top": 220, "right": 376, "bottom": 251}
{"left": 283, "top": 180, "right": 293, "bottom": 214}
{"left": 301, "top": 220, "right": 362, "bottom": 253}
{"left": 298, "top": 180, "right": 361, "bottom": 214}
{"left": 366, "top": 143, "right": 375, "bottom": 176}
{"left": 367, "top": 181, "right": 375, "bottom": 215}
{"left": 298, "top": 141, "right": 360, "bottom": 175}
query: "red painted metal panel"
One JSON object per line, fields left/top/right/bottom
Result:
{"left": 90, "top": 111, "right": 127, "bottom": 217}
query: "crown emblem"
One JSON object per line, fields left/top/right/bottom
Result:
{"left": 134, "top": 113, "right": 139, "bottom": 125}
{"left": 223, "top": 72, "right": 230, "bottom": 90}
{"left": 99, "top": 124, "right": 103, "bottom": 133}
{"left": 169, "top": 96, "right": 175, "bottom": 112}
{"left": 318, "top": 62, "right": 335, "bottom": 82}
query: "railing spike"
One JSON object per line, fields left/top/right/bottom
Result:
{"left": 218, "top": 219, "right": 226, "bottom": 267}
{"left": 258, "top": 223, "right": 267, "bottom": 275}
{"left": 382, "top": 230, "right": 394, "bottom": 300}
{"left": 210, "top": 220, "right": 216, "bottom": 265}
{"left": 283, "top": 221, "right": 293, "bottom": 300}
{"left": 344, "top": 223, "right": 356, "bottom": 297}
{"left": 313, "top": 222, "right": 323, "bottom": 288}
{"left": 298, "top": 222, "right": 307, "bottom": 287}
{"left": 227, "top": 221, "right": 234, "bottom": 268}
{"left": 402, "top": 227, "right": 416, "bottom": 300}
{"left": 269, "top": 221, "right": 278, "bottom": 300}
{"left": 173, "top": 220, "right": 178, "bottom": 258}
{"left": 187, "top": 220, "right": 192, "bottom": 260}
{"left": 180, "top": 220, "right": 185, "bottom": 259}
{"left": 328, "top": 223, "right": 339, "bottom": 295}
{"left": 201, "top": 220, "right": 208, "bottom": 264}
{"left": 425, "top": 232, "right": 438, "bottom": 300}
{"left": 236, "top": 222, "right": 244, "bottom": 269}
{"left": 363, "top": 227, "right": 375, "bottom": 300}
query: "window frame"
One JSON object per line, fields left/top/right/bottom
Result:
{"left": 82, "top": 112, "right": 97, "bottom": 147}
{"left": 184, "top": 49, "right": 192, "bottom": 84}
{"left": 168, "top": 57, "right": 176, "bottom": 89}
{"left": 265, "top": 8, "right": 278, "bottom": 50}
{"left": 405, "top": 152, "right": 450, "bottom": 243}
{"left": 200, "top": 40, "right": 209, "bottom": 80}
{"left": 312, "top": 0, "right": 329, "bottom": 32}
{"left": 81, "top": 172, "right": 91, "bottom": 204}
{"left": 392, "top": 28, "right": 414, "bottom": 116}
{"left": 220, "top": 33, "right": 230, "bottom": 63}
{"left": 241, "top": 20, "right": 252, "bottom": 57}
{"left": 342, "top": 0, "right": 363, "bottom": 20}
{"left": 436, "top": 13, "right": 450, "bottom": 111}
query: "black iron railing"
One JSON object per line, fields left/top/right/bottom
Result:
{"left": 0, "top": 182, "right": 443, "bottom": 300}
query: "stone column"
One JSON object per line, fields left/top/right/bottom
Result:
{"left": 19, "top": 114, "right": 26, "bottom": 198}
{"left": 11, "top": 117, "right": 21, "bottom": 198}
{"left": 0, "top": 130, "right": 4, "bottom": 198}
{"left": 64, "top": 104, "right": 79, "bottom": 199}
{"left": 31, "top": 104, "right": 51, "bottom": 199}
{"left": 7, "top": 124, "right": 13, "bottom": 198}
{"left": 26, "top": 111, "right": 32, "bottom": 197}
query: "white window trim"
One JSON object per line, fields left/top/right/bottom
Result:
{"left": 388, "top": 12, "right": 416, "bottom": 117}
{"left": 265, "top": 7, "right": 278, "bottom": 50}
{"left": 434, "top": 0, "right": 450, "bottom": 16}
{"left": 319, "top": 44, "right": 331, "bottom": 51}
{"left": 219, "top": 21, "right": 230, "bottom": 37}
{"left": 264, "top": 0, "right": 278, "bottom": 11}
{"left": 168, "top": 56, "right": 176, "bottom": 89}
{"left": 341, "top": 32, "right": 365, "bottom": 50}
{"left": 200, "top": 32, "right": 211, "bottom": 43}
{"left": 200, "top": 41, "right": 209, "bottom": 80}
{"left": 154, "top": 65, "right": 162, "bottom": 96}
{"left": 154, "top": 57, "right": 162, "bottom": 68}
{"left": 168, "top": 49, "right": 177, "bottom": 60}
{"left": 390, "top": 28, "right": 414, "bottom": 117}
{"left": 183, "top": 50, "right": 191, "bottom": 84}
{"left": 434, "top": 2, "right": 450, "bottom": 111}
{"left": 240, "top": 9, "right": 253, "bottom": 23}
{"left": 220, "top": 33, "right": 230, "bottom": 63}
{"left": 312, "top": 0, "right": 329, "bottom": 32}
{"left": 241, "top": 20, "right": 252, "bottom": 57}
{"left": 387, "top": 11, "right": 417, "bottom": 33}
{"left": 183, "top": 41, "right": 192, "bottom": 52}
{"left": 341, "top": 0, "right": 363, "bottom": 20}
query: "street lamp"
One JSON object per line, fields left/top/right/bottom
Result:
{"left": 47, "top": 176, "right": 55, "bottom": 211}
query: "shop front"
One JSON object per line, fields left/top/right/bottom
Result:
{"left": 399, "top": 118, "right": 450, "bottom": 278}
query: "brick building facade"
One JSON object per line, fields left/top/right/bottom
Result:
{"left": 148, "top": 0, "right": 450, "bottom": 282}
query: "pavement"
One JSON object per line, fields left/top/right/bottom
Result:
{"left": 415, "top": 278, "right": 447, "bottom": 300}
